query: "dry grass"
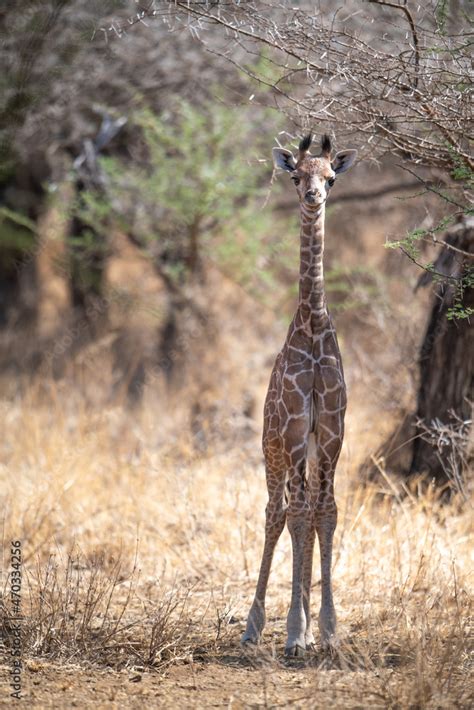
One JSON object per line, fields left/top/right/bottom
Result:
{"left": 0, "top": 381, "right": 472, "bottom": 708}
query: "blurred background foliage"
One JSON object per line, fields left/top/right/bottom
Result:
{"left": 0, "top": 0, "right": 471, "bottom": 490}
{"left": 77, "top": 101, "right": 275, "bottom": 283}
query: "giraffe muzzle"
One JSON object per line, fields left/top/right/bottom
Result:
{"left": 304, "top": 192, "right": 324, "bottom": 207}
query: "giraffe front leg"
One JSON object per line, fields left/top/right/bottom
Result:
{"left": 302, "top": 524, "right": 316, "bottom": 647}
{"left": 302, "top": 441, "right": 318, "bottom": 648}
{"left": 241, "top": 480, "right": 286, "bottom": 646}
{"left": 314, "top": 405, "right": 344, "bottom": 650}
{"left": 284, "top": 450, "right": 312, "bottom": 657}
{"left": 285, "top": 507, "right": 311, "bottom": 656}
{"left": 315, "top": 504, "right": 338, "bottom": 649}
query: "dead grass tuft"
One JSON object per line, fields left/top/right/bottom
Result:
{"left": 0, "top": 384, "right": 472, "bottom": 706}
{"left": 1, "top": 546, "right": 197, "bottom": 672}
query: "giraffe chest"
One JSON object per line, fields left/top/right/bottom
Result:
{"left": 272, "top": 331, "right": 344, "bottom": 414}
{"left": 263, "top": 336, "right": 346, "bottom": 447}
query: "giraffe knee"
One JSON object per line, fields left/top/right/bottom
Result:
{"left": 286, "top": 508, "right": 311, "bottom": 538}
{"left": 314, "top": 504, "right": 337, "bottom": 533}
{"left": 265, "top": 503, "right": 287, "bottom": 534}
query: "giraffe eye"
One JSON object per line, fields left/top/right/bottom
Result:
{"left": 291, "top": 176, "right": 300, "bottom": 186}
{"left": 327, "top": 177, "right": 335, "bottom": 187}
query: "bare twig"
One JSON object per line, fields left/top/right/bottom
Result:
{"left": 367, "top": 0, "right": 420, "bottom": 88}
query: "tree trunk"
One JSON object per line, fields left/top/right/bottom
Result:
{"left": 0, "top": 157, "right": 49, "bottom": 329}
{"left": 187, "top": 215, "right": 203, "bottom": 278}
{"left": 409, "top": 219, "right": 474, "bottom": 488}
{"left": 68, "top": 198, "right": 107, "bottom": 323}
{"left": 67, "top": 137, "right": 110, "bottom": 330}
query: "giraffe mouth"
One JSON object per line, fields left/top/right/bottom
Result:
{"left": 304, "top": 196, "right": 325, "bottom": 208}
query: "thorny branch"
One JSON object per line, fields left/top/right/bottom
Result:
{"left": 118, "top": 1, "right": 472, "bottom": 176}
{"left": 109, "top": 1, "right": 473, "bottom": 281}
{"left": 367, "top": 0, "right": 420, "bottom": 89}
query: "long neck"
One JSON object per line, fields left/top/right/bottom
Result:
{"left": 297, "top": 204, "right": 329, "bottom": 331}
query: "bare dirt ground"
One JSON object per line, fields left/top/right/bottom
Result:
{"left": 0, "top": 656, "right": 399, "bottom": 709}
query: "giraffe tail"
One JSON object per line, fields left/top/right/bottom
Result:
{"left": 306, "top": 431, "right": 318, "bottom": 483}
{"left": 284, "top": 431, "right": 318, "bottom": 504}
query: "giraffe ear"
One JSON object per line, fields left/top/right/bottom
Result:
{"left": 272, "top": 148, "right": 296, "bottom": 172}
{"left": 332, "top": 149, "right": 357, "bottom": 174}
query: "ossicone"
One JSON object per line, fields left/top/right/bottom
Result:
{"left": 321, "top": 134, "right": 331, "bottom": 158}
{"left": 298, "top": 133, "right": 332, "bottom": 159}
{"left": 298, "top": 133, "right": 313, "bottom": 157}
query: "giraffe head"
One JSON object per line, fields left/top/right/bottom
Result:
{"left": 273, "top": 134, "right": 357, "bottom": 209}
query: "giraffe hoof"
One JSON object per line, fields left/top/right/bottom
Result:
{"left": 284, "top": 643, "right": 306, "bottom": 658}
{"left": 321, "top": 635, "right": 339, "bottom": 654}
{"left": 241, "top": 633, "right": 260, "bottom": 647}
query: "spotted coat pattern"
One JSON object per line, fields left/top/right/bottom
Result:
{"left": 242, "top": 135, "right": 357, "bottom": 656}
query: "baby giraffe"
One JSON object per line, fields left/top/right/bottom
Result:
{"left": 242, "top": 133, "right": 357, "bottom": 656}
